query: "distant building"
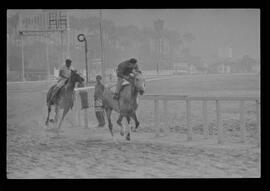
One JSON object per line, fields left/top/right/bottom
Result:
{"left": 173, "top": 62, "right": 189, "bottom": 74}
{"left": 218, "top": 46, "right": 233, "bottom": 58}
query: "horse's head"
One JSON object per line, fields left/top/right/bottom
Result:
{"left": 70, "top": 70, "right": 85, "bottom": 85}
{"left": 131, "top": 71, "right": 145, "bottom": 95}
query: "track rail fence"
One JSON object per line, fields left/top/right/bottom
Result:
{"left": 71, "top": 86, "right": 260, "bottom": 146}
{"left": 41, "top": 85, "right": 260, "bottom": 146}
{"left": 140, "top": 95, "right": 260, "bottom": 146}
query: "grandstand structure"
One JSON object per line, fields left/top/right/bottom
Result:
{"left": 16, "top": 10, "right": 69, "bottom": 82}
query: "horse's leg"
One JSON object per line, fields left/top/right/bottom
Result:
{"left": 105, "top": 108, "right": 114, "bottom": 141}
{"left": 117, "top": 114, "right": 124, "bottom": 136}
{"left": 130, "top": 112, "right": 140, "bottom": 132}
{"left": 57, "top": 106, "right": 70, "bottom": 130}
{"left": 53, "top": 106, "right": 59, "bottom": 129}
{"left": 45, "top": 105, "right": 51, "bottom": 126}
{"left": 125, "top": 116, "right": 131, "bottom": 141}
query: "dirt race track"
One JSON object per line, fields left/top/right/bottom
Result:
{"left": 7, "top": 124, "right": 260, "bottom": 178}
{"left": 7, "top": 74, "right": 261, "bottom": 178}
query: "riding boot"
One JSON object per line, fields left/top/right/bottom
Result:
{"left": 113, "top": 77, "right": 124, "bottom": 99}
{"left": 50, "top": 86, "right": 60, "bottom": 103}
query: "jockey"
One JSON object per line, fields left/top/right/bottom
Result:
{"left": 50, "top": 59, "right": 73, "bottom": 102}
{"left": 113, "top": 58, "right": 140, "bottom": 99}
{"left": 94, "top": 75, "right": 105, "bottom": 128}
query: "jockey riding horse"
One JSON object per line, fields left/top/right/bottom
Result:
{"left": 113, "top": 58, "right": 140, "bottom": 100}
{"left": 49, "top": 59, "right": 74, "bottom": 104}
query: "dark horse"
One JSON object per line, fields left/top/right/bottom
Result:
{"left": 102, "top": 71, "right": 145, "bottom": 141}
{"left": 45, "top": 70, "right": 84, "bottom": 130}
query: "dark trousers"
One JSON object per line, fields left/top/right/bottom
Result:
{"left": 95, "top": 108, "right": 105, "bottom": 127}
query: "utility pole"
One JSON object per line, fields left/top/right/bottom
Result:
{"left": 20, "top": 31, "right": 25, "bottom": 82}
{"left": 154, "top": 19, "right": 164, "bottom": 75}
{"left": 46, "top": 36, "right": 50, "bottom": 80}
{"left": 99, "top": 9, "right": 106, "bottom": 84}
{"left": 60, "top": 31, "right": 64, "bottom": 65}
{"left": 67, "top": 10, "right": 70, "bottom": 58}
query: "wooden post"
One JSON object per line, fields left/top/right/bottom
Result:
{"left": 75, "top": 92, "right": 79, "bottom": 126}
{"left": 186, "top": 98, "right": 192, "bottom": 141}
{"left": 42, "top": 91, "right": 47, "bottom": 123}
{"left": 77, "top": 92, "right": 81, "bottom": 127}
{"left": 256, "top": 100, "right": 260, "bottom": 146}
{"left": 239, "top": 101, "right": 247, "bottom": 143}
{"left": 154, "top": 98, "right": 160, "bottom": 136}
{"left": 203, "top": 100, "right": 209, "bottom": 139}
{"left": 21, "top": 34, "right": 25, "bottom": 82}
{"left": 84, "top": 108, "right": 88, "bottom": 129}
{"left": 163, "top": 100, "right": 168, "bottom": 131}
{"left": 216, "top": 100, "right": 224, "bottom": 144}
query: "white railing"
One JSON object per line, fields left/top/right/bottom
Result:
{"left": 140, "top": 95, "right": 260, "bottom": 146}
{"left": 73, "top": 90, "right": 260, "bottom": 146}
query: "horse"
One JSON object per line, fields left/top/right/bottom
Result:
{"left": 45, "top": 70, "right": 85, "bottom": 130}
{"left": 102, "top": 71, "right": 145, "bottom": 141}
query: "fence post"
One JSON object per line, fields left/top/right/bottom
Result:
{"left": 77, "top": 92, "right": 81, "bottom": 127}
{"left": 154, "top": 98, "right": 160, "bottom": 136}
{"left": 42, "top": 91, "right": 47, "bottom": 124}
{"left": 239, "top": 100, "right": 247, "bottom": 143}
{"left": 256, "top": 100, "right": 260, "bottom": 147}
{"left": 216, "top": 100, "right": 224, "bottom": 144}
{"left": 163, "top": 100, "right": 168, "bottom": 131}
{"left": 186, "top": 97, "right": 192, "bottom": 141}
{"left": 74, "top": 92, "right": 78, "bottom": 126}
{"left": 203, "top": 100, "right": 209, "bottom": 139}
{"left": 84, "top": 108, "right": 88, "bottom": 128}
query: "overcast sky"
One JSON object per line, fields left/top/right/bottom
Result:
{"left": 101, "top": 9, "right": 260, "bottom": 60}
{"left": 8, "top": 9, "right": 260, "bottom": 60}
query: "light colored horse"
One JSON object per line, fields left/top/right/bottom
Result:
{"left": 102, "top": 71, "right": 145, "bottom": 141}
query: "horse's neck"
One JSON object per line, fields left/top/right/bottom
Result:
{"left": 124, "top": 84, "right": 138, "bottom": 102}
{"left": 65, "top": 79, "right": 76, "bottom": 92}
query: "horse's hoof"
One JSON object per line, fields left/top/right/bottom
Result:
{"left": 120, "top": 131, "right": 124, "bottom": 136}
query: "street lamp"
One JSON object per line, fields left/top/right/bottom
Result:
{"left": 99, "top": 9, "right": 106, "bottom": 84}
{"left": 77, "top": 33, "right": 89, "bottom": 83}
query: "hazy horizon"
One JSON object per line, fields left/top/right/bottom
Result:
{"left": 8, "top": 9, "right": 260, "bottom": 60}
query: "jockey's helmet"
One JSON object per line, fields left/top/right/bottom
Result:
{"left": 130, "top": 58, "right": 137, "bottom": 64}
{"left": 66, "top": 59, "right": 72, "bottom": 67}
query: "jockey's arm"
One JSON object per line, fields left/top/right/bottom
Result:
{"left": 123, "top": 76, "right": 130, "bottom": 81}
{"left": 59, "top": 70, "right": 68, "bottom": 79}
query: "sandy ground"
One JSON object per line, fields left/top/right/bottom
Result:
{"left": 7, "top": 74, "right": 261, "bottom": 178}
{"left": 7, "top": 120, "right": 260, "bottom": 178}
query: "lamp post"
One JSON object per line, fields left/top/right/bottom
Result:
{"left": 77, "top": 33, "right": 89, "bottom": 83}
{"left": 99, "top": 9, "right": 105, "bottom": 84}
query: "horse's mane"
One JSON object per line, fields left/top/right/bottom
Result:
{"left": 119, "top": 83, "right": 130, "bottom": 92}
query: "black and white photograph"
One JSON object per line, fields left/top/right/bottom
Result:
{"left": 6, "top": 9, "right": 260, "bottom": 178}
